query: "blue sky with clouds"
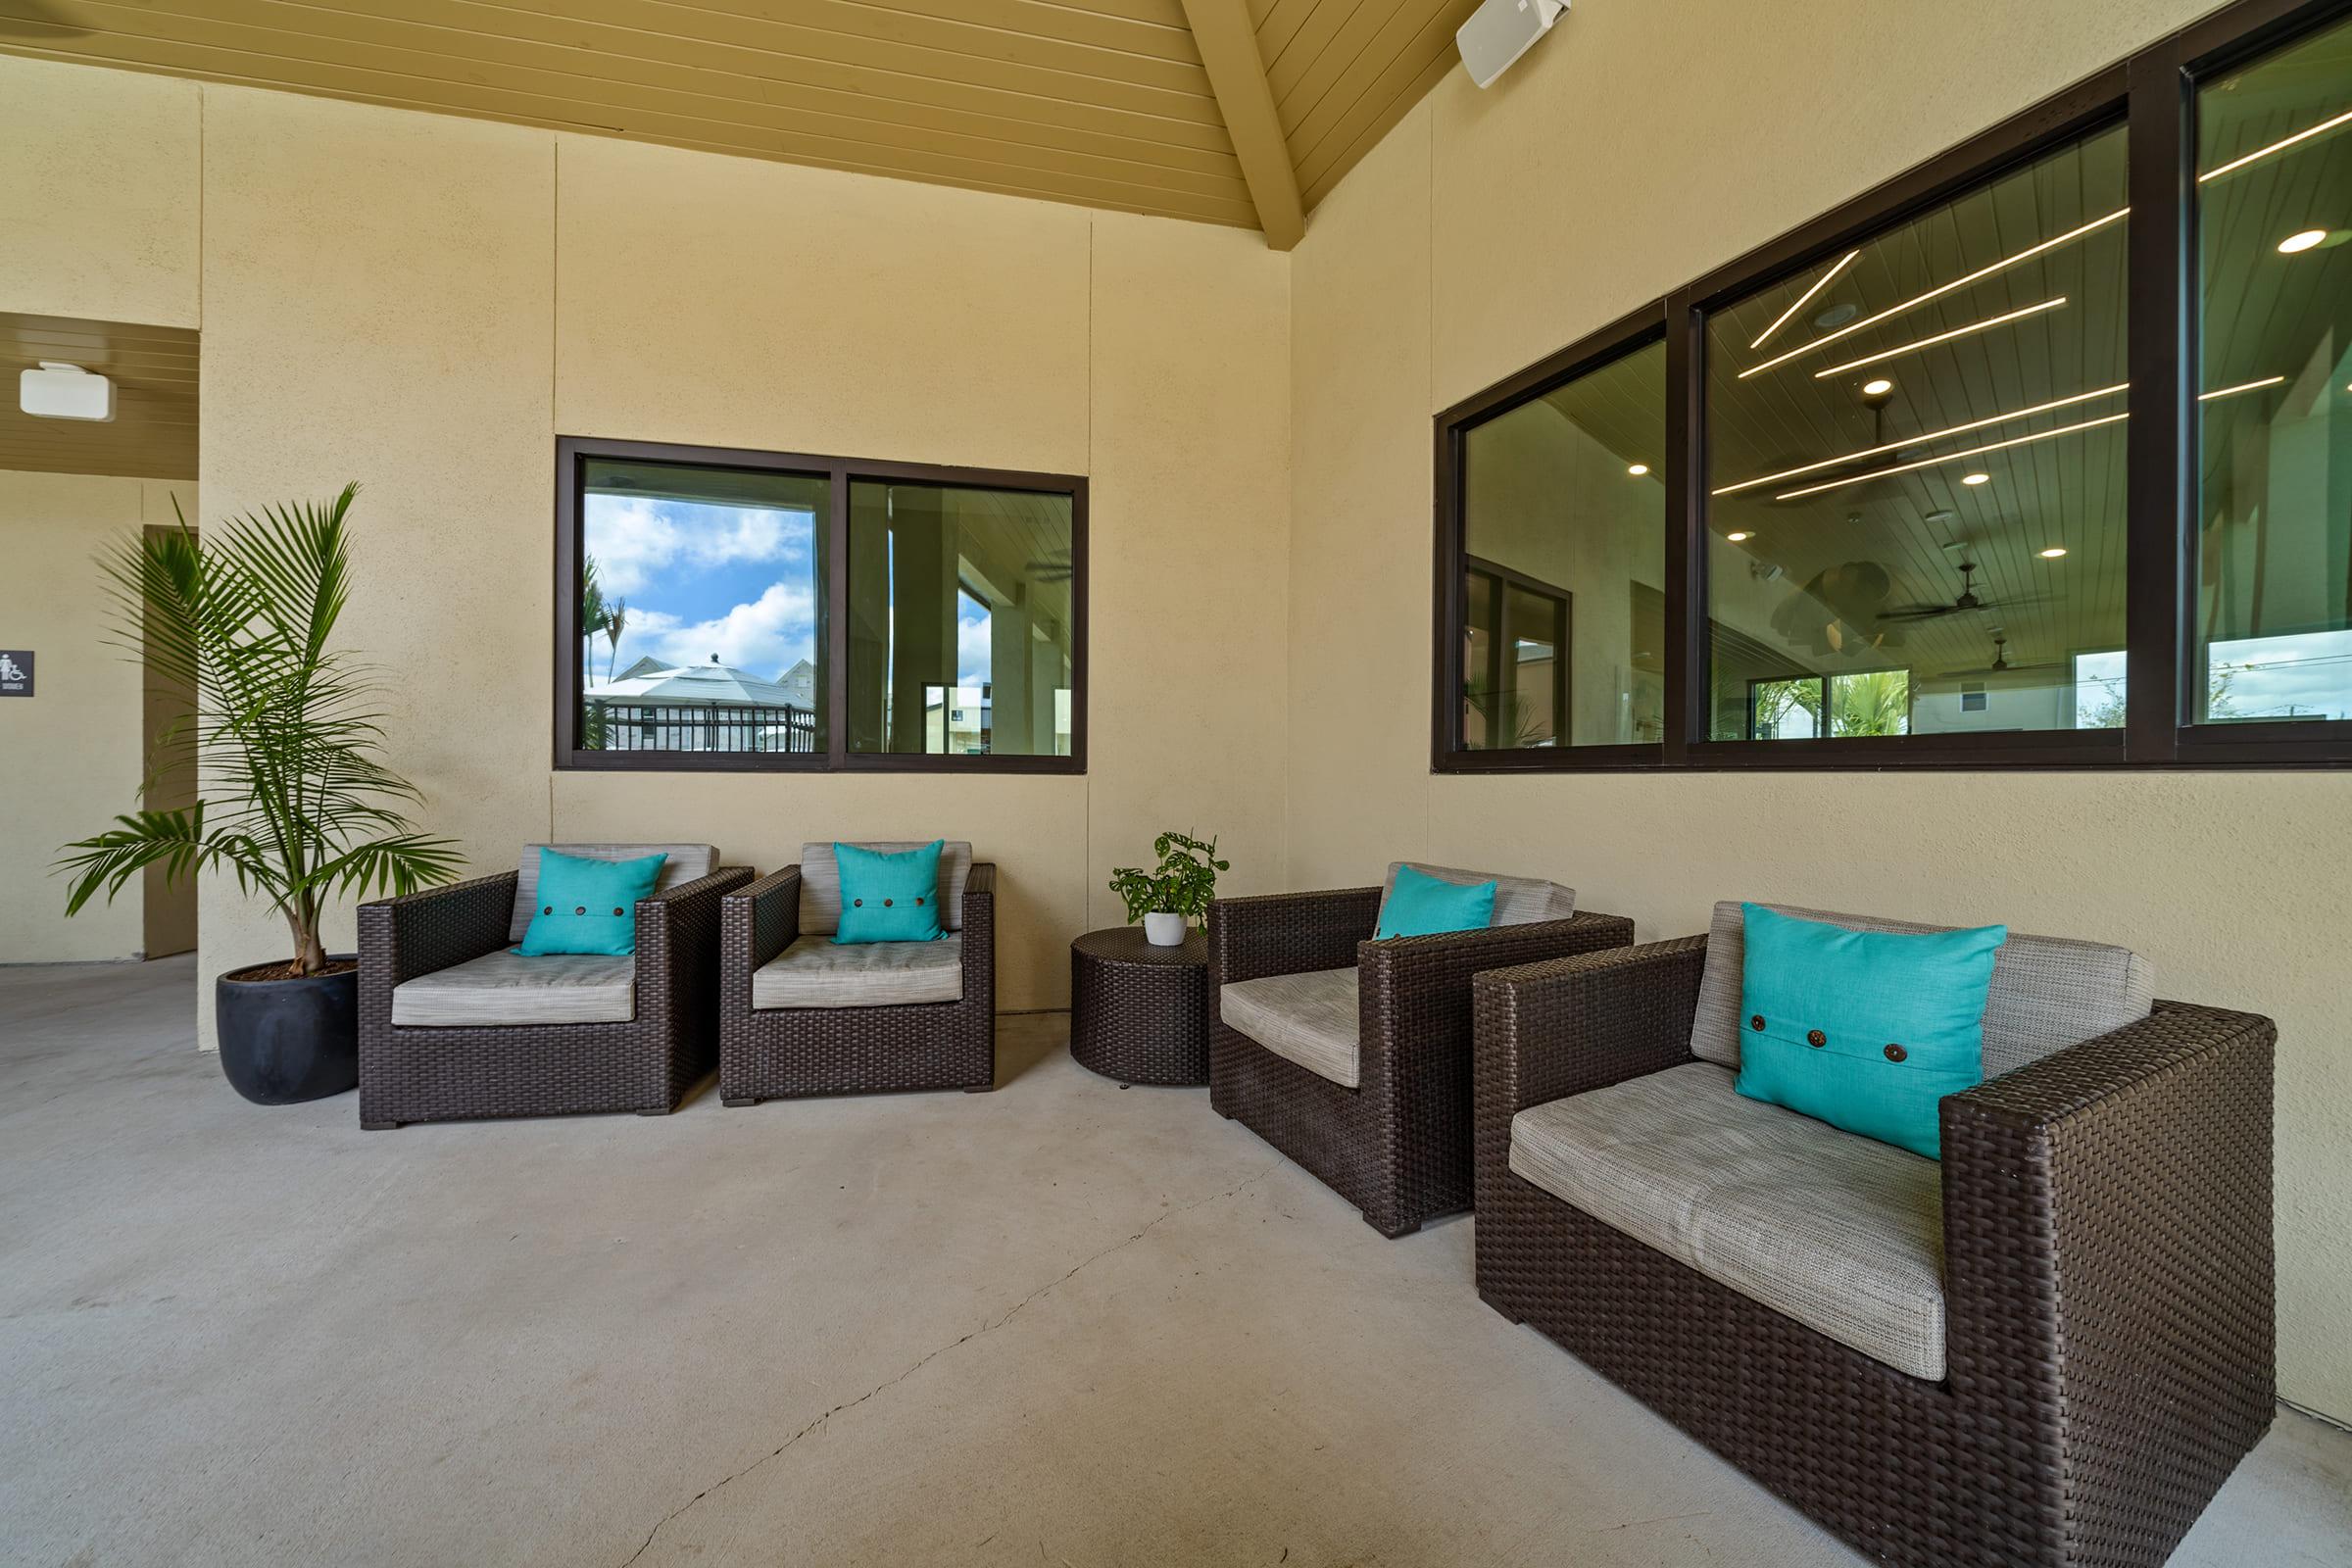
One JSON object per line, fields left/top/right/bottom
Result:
{"left": 583, "top": 494, "right": 996, "bottom": 690}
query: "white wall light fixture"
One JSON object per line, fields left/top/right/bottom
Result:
{"left": 20, "top": 362, "right": 115, "bottom": 422}
{"left": 1458, "top": 0, "right": 1567, "bottom": 89}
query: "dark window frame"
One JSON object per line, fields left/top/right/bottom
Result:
{"left": 1431, "top": 303, "right": 1667, "bottom": 771}
{"left": 1430, "top": 0, "right": 2352, "bottom": 772}
{"left": 1463, "top": 554, "right": 1573, "bottom": 749}
{"left": 555, "top": 435, "right": 1089, "bottom": 775}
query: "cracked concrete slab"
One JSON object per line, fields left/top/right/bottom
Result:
{"left": 3, "top": 956, "right": 2347, "bottom": 1567}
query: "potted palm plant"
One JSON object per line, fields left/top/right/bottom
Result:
{"left": 1106, "top": 831, "right": 1229, "bottom": 946}
{"left": 59, "top": 484, "right": 462, "bottom": 1104}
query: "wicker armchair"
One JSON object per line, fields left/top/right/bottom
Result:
{"left": 357, "top": 844, "right": 751, "bottom": 1128}
{"left": 1472, "top": 906, "right": 2276, "bottom": 1568}
{"left": 718, "top": 843, "right": 996, "bottom": 1102}
{"left": 1206, "top": 862, "right": 1635, "bottom": 1237}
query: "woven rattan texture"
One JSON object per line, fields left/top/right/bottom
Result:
{"left": 1471, "top": 936, "right": 2276, "bottom": 1568}
{"left": 1207, "top": 887, "right": 1635, "bottom": 1237}
{"left": 1070, "top": 926, "right": 1211, "bottom": 1086}
{"left": 718, "top": 863, "right": 996, "bottom": 1102}
{"left": 357, "top": 865, "right": 752, "bottom": 1127}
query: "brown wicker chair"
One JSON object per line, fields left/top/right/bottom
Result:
{"left": 357, "top": 843, "right": 752, "bottom": 1128}
{"left": 1206, "top": 862, "right": 1635, "bottom": 1237}
{"left": 718, "top": 842, "right": 995, "bottom": 1102}
{"left": 1472, "top": 905, "right": 2276, "bottom": 1568}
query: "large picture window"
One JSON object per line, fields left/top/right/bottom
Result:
{"left": 1432, "top": 0, "right": 2352, "bottom": 772}
{"left": 557, "top": 439, "right": 1085, "bottom": 772}
{"left": 1704, "top": 122, "right": 2129, "bottom": 748}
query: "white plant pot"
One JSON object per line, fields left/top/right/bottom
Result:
{"left": 1143, "top": 911, "right": 1188, "bottom": 947}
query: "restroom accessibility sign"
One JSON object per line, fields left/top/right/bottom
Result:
{"left": 0, "top": 651, "right": 31, "bottom": 697}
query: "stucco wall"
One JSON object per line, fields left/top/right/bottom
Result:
{"left": 1286, "top": 0, "right": 2351, "bottom": 1419}
{"left": 0, "top": 469, "right": 195, "bottom": 962}
{"left": 0, "top": 52, "right": 1291, "bottom": 1028}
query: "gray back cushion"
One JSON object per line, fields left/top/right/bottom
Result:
{"left": 1380, "top": 861, "right": 1576, "bottom": 929}
{"left": 799, "top": 841, "right": 975, "bottom": 934}
{"left": 1690, "top": 900, "right": 2155, "bottom": 1077}
{"left": 510, "top": 843, "right": 718, "bottom": 943}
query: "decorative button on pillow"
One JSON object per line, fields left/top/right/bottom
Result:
{"left": 516, "top": 849, "right": 666, "bottom": 957}
{"left": 1374, "top": 863, "right": 1496, "bottom": 940}
{"left": 1734, "top": 902, "right": 2006, "bottom": 1159}
{"left": 834, "top": 840, "right": 945, "bottom": 945}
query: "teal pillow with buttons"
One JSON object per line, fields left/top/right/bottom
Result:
{"left": 1734, "top": 902, "right": 2006, "bottom": 1159}
{"left": 516, "top": 849, "right": 667, "bottom": 957}
{"left": 834, "top": 840, "right": 946, "bottom": 945}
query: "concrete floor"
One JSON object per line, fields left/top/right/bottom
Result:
{"left": 2, "top": 956, "right": 2347, "bottom": 1568}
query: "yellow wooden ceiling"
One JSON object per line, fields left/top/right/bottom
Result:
{"left": 0, "top": 0, "right": 1482, "bottom": 247}
{"left": 0, "top": 314, "right": 199, "bottom": 481}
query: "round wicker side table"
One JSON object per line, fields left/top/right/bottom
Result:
{"left": 1069, "top": 925, "right": 1211, "bottom": 1087}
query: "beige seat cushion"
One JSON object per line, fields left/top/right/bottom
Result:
{"left": 798, "top": 841, "right": 976, "bottom": 934}
{"left": 1690, "top": 900, "right": 2154, "bottom": 1076}
{"left": 1219, "top": 967, "right": 1360, "bottom": 1088}
{"left": 1379, "top": 861, "right": 1575, "bottom": 929}
{"left": 1511, "top": 1060, "right": 1948, "bottom": 1381}
{"left": 752, "top": 934, "right": 963, "bottom": 1010}
{"left": 509, "top": 843, "right": 718, "bottom": 943}
{"left": 391, "top": 950, "right": 635, "bottom": 1028}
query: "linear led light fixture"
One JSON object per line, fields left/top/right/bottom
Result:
{"left": 1811, "top": 297, "right": 2068, "bottom": 378}
{"left": 1749, "top": 251, "right": 1860, "bottom": 350}
{"left": 2200, "top": 105, "right": 2352, "bottom": 183}
{"left": 1738, "top": 207, "right": 2130, "bottom": 379}
{"left": 1713, "top": 382, "right": 2128, "bottom": 496}
{"left": 1771, "top": 410, "right": 2131, "bottom": 501}
{"left": 2198, "top": 374, "right": 2286, "bottom": 400}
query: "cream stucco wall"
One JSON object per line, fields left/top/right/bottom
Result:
{"left": 0, "top": 469, "right": 195, "bottom": 962}
{"left": 0, "top": 53, "right": 1290, "bottom": 1032}
{"left": 1286, "top": 0, "right": 2352, "bottom": 1418}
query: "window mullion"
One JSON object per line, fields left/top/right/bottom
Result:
{"left": 2124, "top": 39, "right": 2191, "bottom": 763}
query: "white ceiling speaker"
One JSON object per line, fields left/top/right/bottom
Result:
{"left": 20, "top": 362, "right": 115, "bottom": 422}
{"left": 1457, "top": 0, "right": 1567, "bottom": 89}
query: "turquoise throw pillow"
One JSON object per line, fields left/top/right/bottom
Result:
{"left": 1734, "top": 903, "right": 2006, "bottom": 1159}
{"left": 517, "top": 850, "right": 666, "bottom": 957}
{"left": 834, "top": 840, "right": 945, "bottom": 945}
{"left": 1375, "top": 864, "right": 1496, "bottom": 940}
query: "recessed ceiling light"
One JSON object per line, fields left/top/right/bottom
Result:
{"left": 1861, "top": 377, "right": 1894, "bottom": 396}
{"left": 1815, "top": 303, "right": 1860, "bottom": 330}
{"left": 1627, "top": 463, "right": 1650, "bottom": 476}
{"left": 2278, "top": 228, "right": 2329, "bottom": 254}
{"left": 1726, "top": 530, "right": 1753, "bottom": 543}
{"left": 2039, "top": 546, "right": 2068, "bottom": 559}
{"left": 1961, "top": 472, "right": 1991, "bottom": 486}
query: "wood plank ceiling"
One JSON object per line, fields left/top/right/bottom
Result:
{"left": 0, "top": 0, "right": 1483, "bottom": 248}
{"left": 0, "top": 313, "right": 199, "bottom": 480}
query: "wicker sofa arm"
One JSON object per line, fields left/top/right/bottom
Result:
{"left": 960, "top": 862, "right": 996, "bottom": 1013}
{"left": 636, "top": 859, "right": 752, "bottom": 978}
{"left": 1471, "top": 934, "right": 1707, "bottom": 1117}
{"left": 1938, "top": 1001, "right": 2276, "bottom": 1489}
{"left": 358, "top": 870, "right": 519, "bottom": 996}
{"left": 1358, "top": 910, "right": 1637, "bottom": 1073}
{"left": 1208, "top": 885, "right": 1382, "bottom": 988}
{"left": 723, "top": 866, "right": 803, "bottom": 973}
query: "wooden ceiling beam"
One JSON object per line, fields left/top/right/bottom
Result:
{"left": 1177, "top": 0, "right": 1305, "bottom": 249}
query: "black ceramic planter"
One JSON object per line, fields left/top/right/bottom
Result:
{"left": 215, "top": 956, "right": 359, "bottom": 1104}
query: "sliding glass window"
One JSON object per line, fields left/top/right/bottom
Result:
{"left": 1445, "top": 334, "right": 1668, "bottom": 760}
{"left": 847, "top": 479, "right": 1077, "bottom": 759}
{"left": 557, "top": 439, "right": 1085, "bottom": 772}
{"left": 2192, "top": 12, "right": 2352, "bottom": 728}
{"left": 1704, "top": 122, "right": 2131, "bottom": 746}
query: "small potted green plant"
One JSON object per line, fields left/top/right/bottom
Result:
{"left": 1107, "top": 831, "right": 1229, "bottom": 947}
